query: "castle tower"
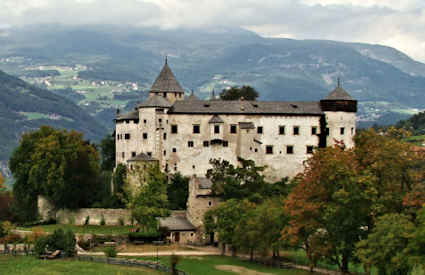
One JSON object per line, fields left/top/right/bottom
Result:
{"left": 149, "top": 58, "right": 185, "bottom": 103}
{"left": 320, "top": 79, "right": 357, "bottom": 148}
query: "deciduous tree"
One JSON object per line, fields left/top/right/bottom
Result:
{"left": 219, "top": 86, "right": 259, "bottom": 101}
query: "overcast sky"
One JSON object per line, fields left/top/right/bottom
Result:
{"left": 1, "top": 0, "right": 425, "bottom": 62}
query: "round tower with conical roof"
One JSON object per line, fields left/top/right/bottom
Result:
{"left": 320, "top": 79, "right": 357, "bottom": 148}
{"left": 149, "top": 58, "right": 185, "bottom": 103}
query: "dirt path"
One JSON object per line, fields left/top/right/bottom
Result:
{"left": 215, "top": 265, "right": 274, "bottom": 275}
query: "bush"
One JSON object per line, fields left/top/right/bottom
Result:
{"left": 103, "top": 246, "right": 117, "bottom": 258}
{"left": 118, "top": 217, "right": 125, "bottom": 226}
{"left": 84, "top": 216, "right": 90, "bottom": 226}
{"left": 100, "top": 214, "right": 106, "bottom": 226}
{"left": 34, "top": 228, "right": 76, "bottom": 257}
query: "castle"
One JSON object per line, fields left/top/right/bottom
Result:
{"left": 115, "top": 59, "right": 357, "bottom": 183}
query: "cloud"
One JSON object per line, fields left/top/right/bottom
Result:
{"left": 0, "top": 0, "right": 424, "bottom": 62}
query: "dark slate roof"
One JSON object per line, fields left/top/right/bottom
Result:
{"left": 198, "top": 178, "right": 213, "bottom": 189}
{"left": 324, "top": 87, "right": 354, "bottom": 101}
{"left": 127, "top": 153, "right": 157, "bottom": 162}
{"left": 239, "top": 122, "right": 255, "bottom": 129}
{"left": 168, "top": 100, "right": 322, "bottom": 115}
{"left": 150, "top": 61, "right": 184, "bottom": 93}
{"left": 159, "top": 216, "right": 196, "bottom": 231}
{"left": 137, "top": 95, "right": 172, "bottom": 108}
{"left": 116, "top": 110, "right": 139, "bottom": 120}
{"left": 209, "top": 115, "right": 224, "bottom": 124}
{"left": 186, "top": 93, "right": 201, "bottom": 102}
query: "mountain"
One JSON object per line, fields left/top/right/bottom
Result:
{"left": 0, "top": 24, "right": 424, "bottom": 129}
{"left": 0, "top": 69, "right": 107, "bottom": 167}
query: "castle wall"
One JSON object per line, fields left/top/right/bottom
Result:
{"left": 325, "top": 111, "right": 356, "bottom": 148}
{"left": 165, "top": 114, "right": 322, "bottom": 181}
{"left": 56, "top": 208, "right": 132, "bottom": 226}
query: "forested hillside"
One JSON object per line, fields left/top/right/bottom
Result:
{"left": 0, "top": 70, "right": 106, "bottom": 163}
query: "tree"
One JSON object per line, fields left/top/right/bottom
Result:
{"left": 0, "top": 172, "right": 4, "bottom": 191}
{"left": 130, "top": 165, "right": 169, "bottom": 230}
{"left": 100, "top": 133, "right": 115, "bottom": 171}
{"left": 167, "top": 173, "right": 189, "bottom": 210}
{"left": 283, "top": 146, "right": 370, "bottom": 273}
{"left": 219, "top": 85, "right": 259, "bottom": 101}
{"left": 9, "top": 126, "right": 102, "bottom": 220}
{"left": 206, "top": 158, "right": 267, "bottom": 202}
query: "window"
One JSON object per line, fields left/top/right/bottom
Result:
{"left": 223, "top": 141, "right": 229, "bottom": 147}
{"left": 192, "top": 165, "right": 195, "bottom": 169}
{"left": 193, "top": 125, "right": 200, "bottom": 134}
{"left": 121, "top": 152, "right": 125, "bottom": 158}
{"left": 230, "top": 125, "right": 237, "bottom": 134}
{"left": 257, "top": 126, "right": 263, "bottom": 134}
{"left": 306, "top": 146, "right": 314, "bottom": 154}
{"left": 351, "top": 127, "right": 354, "bottom": 135}
{"left": 326, "top": 128, "right": 330, "bottom": 136}
{"left": 287, "top": 145, "right": 294, "bottom": 154}
{"left": 293, "top": 126, "right": 300, "bottom": 135}
{"left": 159, "top": 118, "right": 162, "bottom": 123}
{"left": 143, "top": 133, "right": 148, "bottom": 139}
{"left": 144, "top": 119, "right": 147, "bottom": 124}
{"left": 266, "top": 145, "right": 273, "bottom": 154}
{"left": 214, "top": 125, "right": 220, "bottom": 134}
{"left": 188, "top": 141, "right": 194, "bottom": 147}
{"left": 208, "top": 201, "right": 212, "bottom": 206}
{"left": 203, "top": 141, "right": 209, "bottom": 147}
{"left": 132, "top": 152, "right": 136, "bottom": 157}
{"left": 172, "top": 148, "right": 177, "bottom": 153}
{"left": 171, "top": 125, "right": 178, "bottom": 134}
{"left": 279, "top": 126, "right": 285, "bottom": 135}
{"left": 163, "top": 150, "right": 166, "bottom": 156}
{"left": 312, "top": 126, "right": 317, "bottom": 135}
{"left": 125, "top": 133, "right": 130, "bottom": 139}
{"left": 147, "top": 152, "right": 152, "bottom": 157}
{"left": 163, "top": 133, "right": 167, "bottom": 140}
{"left": 117, "top": 135, "right": 120, "bottom": 140}
{"left": 340, "top": 127, "right": 345, "bottom": 135}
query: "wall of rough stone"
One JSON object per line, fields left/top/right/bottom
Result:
{"left": 56, "top": 208, "right": 132, "bottom": 226}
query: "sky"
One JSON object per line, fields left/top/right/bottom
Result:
{"left": 1, "top": 0, "right": 425, "bottom": 62}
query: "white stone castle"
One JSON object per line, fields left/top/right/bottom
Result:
{"left": 115, "top": 59, "right": 357, "bottom": 182}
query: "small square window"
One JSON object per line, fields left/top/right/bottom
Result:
{"left": 132, "top": 152, "right": 136, "bottom": 157}
{"left": 214, "top": 125, "right": 220, "bottom": 134}
{"left": 230, "top": 125, "right": 237, "bottom": 134}
{"left": 188, "top": 141, "right": 194, "bottom": 147}
{"left": 257, "top": 126, "right": 263, "bottom": 134}
{"left": 254, "top": 148, "right": 258, "bottom": 152}
{"left": 287, "top": 145, "right": 294, "bottom": 154}
{"left": 125, "top": 133, "right": 131, "bottom": 139}
{"left": 306, "top": 146, "right": 314, "bottom": 154}
{"left": 163, "top": 133, "right": 167, "bottom": 140}
{"left": 143, "top": 133, "right": 148, "bottom": 139}
{"left": 266, "top": 145, "right": 273, "bottom": 154}
{"left": 293, "top": 126, "right": 300, "bottom": 135}
{"left": 279, "top": 126, "right": 285, "bottom": 135}
{"left": 223, "top": 141, "right": 229, "bottom": 147}
{"left": 340, "top": 127, "right": 345, "bottom": 135}
{"left": 203, "top": 141, "right": 209, "bottom": 147}
{"left": 147, "top": 152, "right": 152, "bottom": 157}
{"left": 312, "top": 127, "right": 317, "bottom": 135}
{"left": 193, "top": 125, "right": 200, "bottom": 134}
{"left": 171, "top": 125, "right": 178, "bottom": 134}
{"left": 172, "top": 148, "right": 177, "bottom": 153}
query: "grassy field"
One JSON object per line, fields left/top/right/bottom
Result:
{"left": 18, "top": 224, "right": 133, "bottom": 235}
{"left": 132, "top": 255, "right": 318, "bottom": 275}
{"left": 0, "top": 255, "right": 164, "bottom": 275}
{"left": 405, "top": 135, "right": 425, "bottom": 146}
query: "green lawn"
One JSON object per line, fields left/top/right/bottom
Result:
{"left": 404, "top": 135, "right": 425, "bottom": 146}
{"left": 18, "top": 224, "right": 133, "bottom": 235}
{"left": 132, "top": 255, "right": 317, "bottom": 275}
{"left": 0, "top": 255, "right": 164, "bottom": 275}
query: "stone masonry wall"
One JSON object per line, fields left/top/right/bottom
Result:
{"left": 56, "top": 208, "right": 132, "bottom": 226}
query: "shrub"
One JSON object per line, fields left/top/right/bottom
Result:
{"left": 170, "top": 254, "right": 181, "bottom": 275}
{"left": 84, "top": 216, "right": 90, "bottom": 226}
{"left": 77, "top": 238, "right": 91, "bottom": 250}
{"left": 67, "top": 215, "right": 75, "bottom": 225}
{"left": 100, "top": 214, "right": 106, "bottom": 226}
{"left": 128, "top": 230, "right": 162, "bottom": 243}
{"left": 34, "top": 228, "right": 76, "bottom": 257}
{"left": 103, "top": 246, "right": 117, "bottom": 258}
{"left": 118, "top": 217, "right": 125, "bottom": 226}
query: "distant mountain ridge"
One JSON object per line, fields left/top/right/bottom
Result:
{"left": 0, "top": 69, "right": 106, "bottom": 163}
{"left": 0, "top": 24, "right": 424, "bottom": 129}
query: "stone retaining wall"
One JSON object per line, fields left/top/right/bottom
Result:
{"left": 56, "top": 208, "right": 132, "bottom": 226}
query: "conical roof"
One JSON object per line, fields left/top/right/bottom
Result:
{"left": 324, "top": 79, "right": 354, "bottom": 101}
{"left": 137, "top": 95, "right": 172, "bottom": 108}
{"left": 186, "top": 91, "right": 201, "bottom": 102}
{"left": 151, "top": 60, "right": 184, "bottom": 93}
